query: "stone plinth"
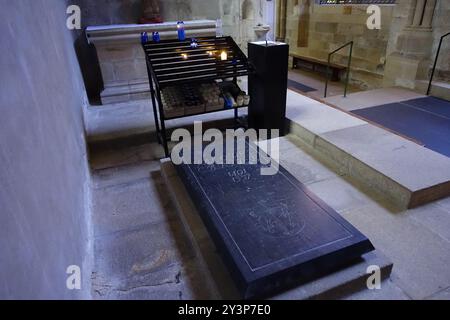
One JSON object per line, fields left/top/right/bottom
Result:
{"left": 87, "top": 20, "right": 217, "bottom": 105}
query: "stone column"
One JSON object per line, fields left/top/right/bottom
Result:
{"left": 421, "top": 0, "right": 437, "bottom": 28}
{"left": 406, "top": 0, "right": 417, "bottom": 26}
{"left": 383, "top": 0, "right": 437, "bottom": 89}
{"left": 297, "top": 0, "right": 310, "bottom": 47}
{"left": 276, "top": 0, "right": 287, "bottom": 41}
{"left": 412, "top": 0, "right": 426, "bottom": 27}
{"left": 410, "top": 0, "right": 437, "bottom": 29}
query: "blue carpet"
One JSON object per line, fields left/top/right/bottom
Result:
{"left": 400, "top": 97, "right": 450, "bottom": 119}
{"left": 288, "top": 79, "right": 317, "bottom": 93}
{"left": 352, "top": 97, "right": 450, "bottom": 158}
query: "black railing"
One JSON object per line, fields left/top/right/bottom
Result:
{"left": 324, "top": 41, "right": 353, "bottom": 98}
{"left": 427, "top": 32, "right": 450, "bottom": 96}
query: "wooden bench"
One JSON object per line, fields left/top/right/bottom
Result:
{"left": 290, "top": 53, "right": 347, "bottom": 82}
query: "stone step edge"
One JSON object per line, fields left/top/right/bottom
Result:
{"left": 286, "top": 119, "right": 450, "bottom": 209}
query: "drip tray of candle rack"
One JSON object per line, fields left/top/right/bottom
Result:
{"left": 175, "top": 142, "right": 375, "bottom": 299}
{"left": 160, "top": 81, "right": 250, "bottom": 119}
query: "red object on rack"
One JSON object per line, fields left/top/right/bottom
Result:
{"left": 139, "top": 17, "right": 163, "bottom": 24}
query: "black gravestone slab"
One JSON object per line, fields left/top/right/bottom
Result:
{"left": 175, "top": 143, "right": 374, "bottom": 299}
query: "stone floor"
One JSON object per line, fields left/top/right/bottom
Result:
{"left": 288, "top": 69, "right": 361, "bottom": 100}
{"left": 86, "top": 83, "right": 450, "bottom": 300}
{"left": 269, "top": 135, "right": 450, "bottom": 300}
{"left": 90, "top": 147, "right": 218, "bottom": 299}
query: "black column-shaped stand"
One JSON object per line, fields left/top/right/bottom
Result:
{"left": 248, "top": 41, "right": 289, "bottom": 136}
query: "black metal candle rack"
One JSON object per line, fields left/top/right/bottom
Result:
{"left": 143, "top": 36, "right": 252, "bottom": 157}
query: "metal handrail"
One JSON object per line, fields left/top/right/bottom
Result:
{"left": 427, "top": 32, "right": 450, "bottom": 96}
{"left": 324, "top": 41, "right": 353, "bottom": 98}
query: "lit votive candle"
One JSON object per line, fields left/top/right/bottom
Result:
{"left": 181, "top": 53, "right": 188, "bottom": 59}
{"left": 220, "top": 51, "right": 228, "bottom": 61}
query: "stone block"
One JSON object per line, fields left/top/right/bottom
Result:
{"left": 287, "top": 89, "right": 450, "bottom": 209}
{"left": 133, "top": 59, "right": 148, "bottom": 80}
{"left": 100, "top": 62, "right": 115, "bottom": 84}
{"left": 114, "top": 60, "right": 138, "bottom": 82}
{"left": 97, "top": 44, "right": 136, "bottom": 62}
{"left": 396, "top": 31, "right": 434, "bottom": 55}
{"left": 101, "top": 92, "right": 131, "bottom": 105}
{"left": 383, "top": 53, "right": 420, "bottom": 88}
{"left": 315, "top": 22, "right": 338, "bottom": 33}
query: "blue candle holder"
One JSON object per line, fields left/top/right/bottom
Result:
{"left": 177, "top": 21, "right": 186, "bottom": 41}
{"left": 152, "top": 32, "right": 160, "bottom": 43}
{"left": 141, "top": 32, "right": 149, "bottom": 44}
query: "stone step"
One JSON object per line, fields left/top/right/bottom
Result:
{"left": 285, "top": 90, "right": 450, "bottom": 209}
{"left": 415, "top": 80, "right": 450, "bottom": 101}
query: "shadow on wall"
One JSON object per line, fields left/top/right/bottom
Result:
{"left": 74, "top": 32, "right": 103, "bottom": 105}
{"left": 71, "top": 0, "right": 144, "bottom": 105}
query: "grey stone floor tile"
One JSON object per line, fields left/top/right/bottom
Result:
{"left": 92, "top": 172, "right": 176, "bottom": 237}
{"left": 280, "top": 151, "right": 340, "bottom": 186}
{"left": 342, "top": 204, "right": 450, "bottom": 300}
{"left": 90, "top": 143, "right": 165, "bottom": 170}
{"left": 426, "top": 287, "right": 450, "bottom": 300}
{"left": 307, "top": 177, "right": 375, "bottom": 214}
{"left": 86, "top": 100, "right": 155, "bottom": 143}
{"left": 408, "top": 203, "right": 450, "bottom": 243}
{"left": 92, "top": 220, "right": 198, "bottom": 298}
{"left": 93, "top": 258, "right": 214, "bottom": 300}
{"left": 260, "top": 135, "right": 341, "bottom": 186}
{"left": 92, "top": 160, "right": 160, "bottom": 190}
{"left": 342, "top": 279, "right": 410, "bottom": 300}
{"left": 435, "top": 196, "right": 450, "bottom": 212}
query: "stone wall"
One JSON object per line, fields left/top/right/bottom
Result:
{"left": 75, "top": 0, "right": 275, "bottom": 103}
{"left": 429, "top": 0, "right": 449, "bottom": 81}
{"left": 285, "top": 1, "right": 395, "bottom": 89}
{"left": 384, "top": 0, "right": 449, "bottom": 90}
{"left": 76, "top": 0, "right": 274, "bottom": 51}
{"left": 283, "top": 0, "right": 449, "bottom": 90}
{"left": 88, "top": 21, "right": 217, "bottom": 104}
{"left": 0, "top": 0, "right": 92, "bottom": 299}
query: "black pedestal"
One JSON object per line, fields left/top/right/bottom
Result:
{"left": 248, "top": 41, "right": 289, "bottom": 136}
{"left": 175, "top": 143, "right": 375, "bottom": 299}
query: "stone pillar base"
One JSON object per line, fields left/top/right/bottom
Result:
{"left": 383, "top": 53, "right": 422, "bottom": 89}
{"left": 383, "top": 29, "right": 434, "bottom": 89}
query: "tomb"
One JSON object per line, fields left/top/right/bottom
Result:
{"left": 174, "top": 142, "right": 375, "bottom": 299}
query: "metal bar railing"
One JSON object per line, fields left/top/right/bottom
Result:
{"left": 427, "top": 32, "right": 450, "bottom": 96}
{"left": 324, "top": 41, "right": 353, "bottom": 98}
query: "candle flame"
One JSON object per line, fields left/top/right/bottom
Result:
{"left": 220, "top": 51, "right": 228, "bottom": 61}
